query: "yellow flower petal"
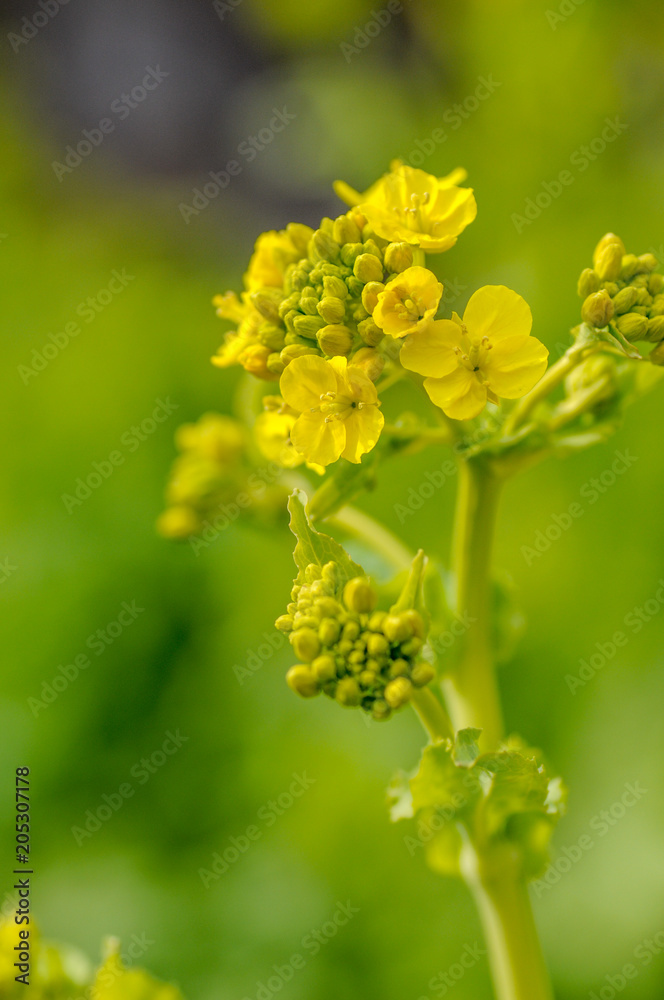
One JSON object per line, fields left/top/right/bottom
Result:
{"left": 341, "top": 407, "right": 385, "bottom": 464}
{"left": 462, "top": 285, "right": 532, "bottom": 344}
{"left": 424, "top": 368, "right": 487, "bottom": 420}
{"left": 429, "top": 187, "right": 478, "bottom": 239}
{"left": 291, "top": 411, "right": 345, "bottom": 466}
{"left": 254, "top": 410, "right": 305, "bottom": 468}
{"left": 399, "top": 319, "right": 466, "bottom": 378}
{"left": 482, "top": 335, "right": 549, "bottom": 398}
{"left": 280, "top": 355, "right": 336, "bottom": 412}
{"left": 344, "top": 364, "right": 380, "bottom": 404}
{"left": 373, "top": 266, "right": 443, "bottom": 337}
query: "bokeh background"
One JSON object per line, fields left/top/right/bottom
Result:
{"left": 2, "top": 1, "right": 664, "bottom": 998}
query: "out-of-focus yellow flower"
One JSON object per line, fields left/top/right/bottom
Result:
{"left": 400, "top": 285, "right": 549, "bottom": 420}
{"left": 90, "top": 940, "right": 184, "bottom": 1000}
{"left": 373, "top": 266, "right": 443, "bottom": 337}
{"left": 334, "top": 163, "right": 476, "bottom": 253}
{"left": 254, "top": 396, "right": 308, "bottom": 469}
{"left": 280, "top": 355, "right": 384, "bottom": 466}
{"left": 244, "top": 229, "right": 303, "bottom": 292}
{"left": 175, "top": 413, "right": 246, "bottom": 463}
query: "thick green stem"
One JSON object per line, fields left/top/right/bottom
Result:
{"left": 442, "top": 458, "right": 504, "bottom": 750}
{"left": 410, "top": 687, "right": 453, "bottom": 742}
{"left": 328, "top": 505, "right": 414, "bottom": 572}
{"left": 462, "top": 845, "right": 554, "bottom": 1000}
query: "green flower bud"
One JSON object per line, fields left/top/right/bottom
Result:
{"left": 361, "top": 281, "right": 385, "bottom": 314}
{"left": 581, "top": 289, "right": 614, "bottom": 328}
{"left": 348, "top": 649, "right": 365, "bottom": 666}
{"left": 614, "top": 312, "right": 649, "bottom": 341}
{"left": 595, "top": 243, "right": 623, "bottom": 281}
{"left": 336, "top": 677, "right": 362, "bottom": 706}
{"left": 315, "top": 596, "right": 343, "bottom": 617}
{"left": 319, "top": 618, "right": 341, "bottom": 646}
{"left": 258, "top": 323, "right": 286, "bottom": 351}
{"left": 382, "top": 614, "right": 413, "bottom": 643}
{"left": 649, "top": 341, "right": 664, "bottom": 365}
{"left": 648, "top": 273, "right": 664, "bottom": 296}
{"left": 342, "top": 619, "right": 361, "bottom": 642}
{"left": 312, "top": 654, "right": 337, "bottom": 682}
{"left": 403, "top": 609, "right": 425, "bottom": 638}
{"left": 278, "top": 292, "right": 301, "bottom": 320}
{"left": 275, "top": 614, "right": 294, "bottom": 632}
{"left": 286, "top": 665, "right": 320, "bottom": 698}
{"left": 384, "top": 242, "right": 414, "bottom": 273}
{"left": 649, "top": 295, "right": 664, "bottom": 317}
{"left": 323, "top": 275, "right": 349, "bottom": 299}
{"left": 340, "top": 243, "right": 364, "bottom": 268}
{"left": 332, "top": 214, "right": 362, "bottom": 245}
{"left": 317, "top": 324, "right": 354, "bottom": 356}
{"left": 367, "top": 611, "right": 387, "bottom": 632}
{"left": 384, "top": 677, "right": 413, "bottom": 709}
{"left": 337, "top": 639, "right": 354, "bottom": 656}
{"left": 601, "top": 281, "right": 619, "bottom": 298}
{"left": 646, "top": 316, "right": 664, "bottom": 343}
{"left": 638, "top": 253, "right": 658, "bottom": 273}
{"left": 310, "top": 229, "right": 340, "bottom": 263}
{"left": 346, "top": 275, "right": 365, "bottom": 297}
{"left": 266, "top": 352, "right": 285, "bottom": 375}
{"left": 359, "top": 669, "right": 378, "bottom": 688}
{"left": 292, "top": 314, "right": 326, "bottom": 339}
{"left": 251, "top": 287, "right": 283, "bottom": 322}
{"left": 577, "top": 268, "right": 600, "bottom": 298}
{"left": 363, "top": 239, "right": 384, "bottom": 260}
{"left": 353, "top": 253, "right": 384, "bottom": 284}
{"left": 357, "top": 317, "right": 384, "bottom": 346}
{"left": 411, "top": 662, "right": 436, "bottom": 687}
{"left": 400, "top": 637, "right": 423, "bottom": 657}
{"left": 366, "top": 633, "right": 389, "bottom": 657}
{"left": 351, "top": 347, "right": 385, "bottom": 381}
{"left": 593, "top": 233, "right": 625, "bottom": 268}
{"left": 317, "top": 296, "right": 347, "bottom": 325}
{"left": 612, "top": 286, "right": 640, "bottom": 314}
{"left": 279, "top": 344, "right": 319, "bottom": 366}
{"left": 322, "top": 561, "right": 338, "bottom": 586}
{"left": 372, "top": 699, "right": 391, "bottom": 720}
{"left": 305, "top": 564, "right": 322, "bottom": 582}
{"left": 343, "top": 577, "right": 378, "bottom": 613}
{"left": 388, "top": 658, "right": 410, "bottom": 678}
{"left": 291, "top": 627, "right": 321, "bottom": 661}
{"left": 620, "top": 254, "right": 640, "bottom": 281}
{"left": 299, "top": 294, "right": 321, "bottom": 317}
{"left": 287, "top": 223, "right": 315, "bottom": 254}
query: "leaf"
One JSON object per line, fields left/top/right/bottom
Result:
{"left": 287, "top": 490, "right": 363, "bottom": 584}
{"left": 410, "top": 741, "right": 479, "bottom": 815}
{"left": 453, "top": 728, "right": 482, "bottom": 768}
{"left": 386, "top": 770, "right": 414, "bottom": 822}
{"left": 476, "top": 749, "right": 550, "bottom": 840}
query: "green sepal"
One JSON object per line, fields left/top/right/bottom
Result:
{"left": 453, "top": 727, "right": 482, "bottom": 768}
{"left": 287, "top": 489, "right": 363, "bottom": 584}
{"left": 389, "top": 548, "right": 427, "bottom": 615}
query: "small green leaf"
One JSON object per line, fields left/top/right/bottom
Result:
{"left": 287, "top": 490, "right": 363, "bottom": 583}
{"left": 389, "top": 549, "right": 427, "bottom": 614}
{"left": 453, "top": 728, "right": 482, "bottom": 768}
{"left": 410, "top": 741, "right": 479, "bottom": 814}
{"left": 476, "top": 749, "right": 550, "bottom": 840}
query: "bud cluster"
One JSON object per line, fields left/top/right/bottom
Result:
{"left": 578, "top": 234, "right": 664, "bottom": 355}
{"left": 276, "top": 562, "right": 434, "bottom": 720}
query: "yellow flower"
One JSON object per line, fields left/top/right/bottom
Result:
{"left": 244, "top": 230, "right": 302, "bottom": 292}
{"left": 334, "top": 162, "right": 476, "bottom": 253}
{"left": 280, "top": 355, "right": 384, "bottom": 466}
{"left": 400, "top": 285, "right": 549, "bottom": 420}
{"left": 254, "top": 397, "right": 308, "bottom": 469}
{"left": 373, "top": 266, "right": 443, "bottom": 337}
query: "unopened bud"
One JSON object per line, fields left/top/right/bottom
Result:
{"left": 240, "top": 344, "right": 277, "bottom": 380}
{"left": 343, "top": 577, "right": 378, "bottom": 614}
{"left": 275, "top": 614, "right": 294, "bottom": 633}
{"left": 266, "top": 352, "right": 285, "bottom": 375}
{"left": 339, "top": 243, "right": 364, "bottom": 268}
{"left": 357, "top": 317, "right": 384, "bottom": 346}
{"left": 286, "top": 665, "right": 320, "bottom": 698}
{"left": 595, "top": 243, "right": 623, "bottom": 282}
{"left": 310, "top": 229, "right": 340, "bottom": 264}
{"left": 353, "top": 253, "right": 384, "bottom": 284}
{"left": 332, "top": 214, "right": 362, "bottom": 245}
{"left": 382, "top": 614, "right": 413, "bottom": 644}
{"left": 637, "top": 253, "right": 658, "bottom": 273}
{"left": 384, "top": 677, "right": 413, "bottom": 709}
{"left": 351, "top": 347, "right": 384, "bottom": 381}
{"left": 361, "top": 281, "right": 385, "bottom": 314}
{"left": 411, "top": 662, "right": 436, "bottom": 687}
{"left": 258, "top": 323, "right": 286, "bottom": 351}
{"left": 646, "top": 316, "right": 664, "bottom": 343}
{"left": 581, "top": 289, "right": 614, "bottom": 328}
{"left": 286, "top": 223, "right": 314, "bottom": 254}
{"left": 577, "top": 268, "right": 600, "bottom": 298}
{"left": 317, "top": 324, "right": 354, "bottom": 356}
{"left": 317, "top": 296, "right": 347, "bottom": 325}
{"left": 612, "top": 286, "right": 639, "bottom": 314}
{"left": 280, "top": 344, "right": 319, "bottom": 366}
{"left": 319, "top": 618, "right": 341, "bottom": 646}
{"left": 291, "top": 627, "right": 321, "bottom": 661}
{"left": 384, "top": 242, "right": 414, "bottom": 273}
{"left": 251, "top": 287, "right": 283, "bottom": 322}
{"left": 620, "top": 254, "right": 640, "bottom": 281}
{"left": 593, "top": 233, "right": 625, "bottom": 268}
{"left": 366, "top": 633, "right": 389, "bottom": 657}
{"left": 614, "top": 312, "right": 649, "bottom": 341}
{"left": 292, "top": 314, "right": 325, "bottom": 340}
{"left": 335, "top": 677, "right": 362, "bottom": 706}
{"left": 649, "top": 341, "right": 664, "bottom": 364}
{"left": 648, "top": 273, "right": 664, "bottom": 296}
{"left": 312, "top": 655, "right": 337, "bottom": 682}
{"left": 323, "top": 275, "right": 348, "bottom": 299}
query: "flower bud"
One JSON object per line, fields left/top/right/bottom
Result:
{"left": 649, "top": 341, "right": 664, "bottom": 365}
{"left": 577, "top": 268, "right": 600, "bottom": 298}
{"left": 286, "top": 223, "right": 314, "bottom": 254}
{"left": 156, "top": 505, "right": 199, "bottom": 539}
{"left": 351, "top": 347, "right": 384, "bottom": 381}
{"left": 280, "top": 344, "right": 319, "bottom": 366}
{"left": 291, "top": 627, "right": 321, "bottom": 661}
{"left": 564, "top": 354, "right": 617, "bottom": 396}
{"left": 384, "top": 242, "right": 414, "bottom": 274}
{"left": 411, "top": 662, "right": 436, "bottom": 687}
{"left": 317, "top": 324, "right": 354, "bottom": 356}
{"left": 646, "top": 316, "right": 664, "bottom": 343}
{"left": 595, "top": 243, "right": 623, "bottom": 281}
{"left": 648, "top": 273, "right": 664, "bottom": 296}
{"left": 240, "top": 344, "right": 278, "bottom": 380}
{"left": 266, "top": 352, "right": 285, "bottom": 375}
{"left": 292, "top": 314, "right": 325, "bottom": 339}
{"left": 593, "top": 233, "right": 625, "bottom": 268}
{"left": 620, "top": 254, "right": 640, "bottom": 281}
{"left": 310, "top": 229, "right": 340, "bottom": 263}
{"left": 332, "top": 214, "right": 362, "bottom": 245}
{"left": 319, "top": 618, "right": 341, "bottom": 646}
{"left": 650, "top": 295, "right": 664, "bottom": 317}
{"left": 638, "top": 253, "right": 658, "bottom": 273}
{"left": 614, "top": 312, "right": 649, "bottom": 341}
{"left": 286, "top": 665, "right": 320, "bottom": 697}
{"left": 581, "top": 289, "right": 614, "bottom": 328}
{"left": 323, "top": 275, "right": 348, "bottom": 299}
{"left": 362, "top": 239, "right": 383, "bottom": 260}
{"left": 361, "top": 281, "right": 386, "bottom": 314}
{"left": 384, "top": 677, "right": 413, "bottom": 709}
{"left": 366, "top": 633, "right": 389, "bottom": 657}
{"left": 317, "top": 296, "right": 347, "bottom": 325}
{"left": 339, "top": 243, "right": 364, "bottom": 268}
{"left": 275, "top": 614, "right": 294, "bottom": 632}
{"left": 312, "top": 654, "right": 337, "bottom": 682}
{"left": 357, "top": 317, "right": 384, "bottom": 346}
{"left": 601, "top": 281, "right": 619, "bottom": 298}
{"left": 612, "top": 286, "right": 639, "bottom": 314}
{"left": 353, "top": 253, "right": 384, "bottom": 284}
{"left": 382, "top": 614, "right": 413, "bottom": 643}
{"left": 403, "top": 609, "right": 425, "bottom": 638}
{"left": 251, "top": 287, "right": 283, "bottom": 322}
{"left": 388, "top": 658, "right": 410, "bottom": 678}
{"left": 258, "top": 323, "right": 287, "bottom": 351}
{"left": 343, "top": 577, "right": 378, "bottom": 614}
{"left": 335, "top": 677, "right": 362, "bottom": 706}
{"left": 372, "top": 699, "right": 391, "bottom": 720}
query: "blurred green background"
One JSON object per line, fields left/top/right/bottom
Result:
{"left": 2, "top": 1, "right": 664, "bottom": 997}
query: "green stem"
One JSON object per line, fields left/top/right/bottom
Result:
{"left": 503, "top": 342, "right": 596, "bottom": 436}
{"left": 410, "top": 687, "right": 453, "bottom": 742}
{"left": 328, "top": 505, "right": 413, "bottom": 572}
{"left": 442, "top": 458, "right": 504, "bottom": 750}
